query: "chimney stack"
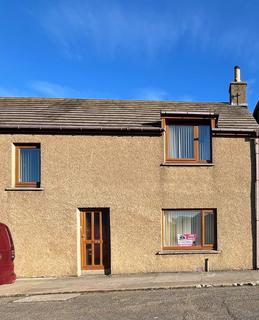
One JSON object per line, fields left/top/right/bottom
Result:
{"left": 229, "top": 66, "right": 247, "bottom": 106}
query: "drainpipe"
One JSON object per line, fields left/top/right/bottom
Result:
{"left": 255, "top": 130, "right": 259, "bottom": 269}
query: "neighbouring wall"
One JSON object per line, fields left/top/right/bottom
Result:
{"left": 0, "top": 133, "right": 254, "bottom": 277}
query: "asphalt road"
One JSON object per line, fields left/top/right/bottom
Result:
{"left": 0, "top": 286, "right": 259, "bottom": 320}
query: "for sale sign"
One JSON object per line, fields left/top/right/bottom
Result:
{"left": 177, "top": 233, "right": 196, "bottom": 246}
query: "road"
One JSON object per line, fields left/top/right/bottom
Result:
{"left": 0, "top": 286, "right": 259, "bottom": 320}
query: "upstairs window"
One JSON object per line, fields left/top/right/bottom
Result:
{"left": 164, "top": 119, "right": 214, "bottom": 163}
{"left": 15, "top": 144, "right": 41, "bottom": 187}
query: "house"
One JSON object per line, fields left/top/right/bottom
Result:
{"left": 0, "top": 67, "right": 258, "bottom": 278}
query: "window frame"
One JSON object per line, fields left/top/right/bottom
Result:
{"left": 162, "top": 209, "right": 217, "bottom": 251}
{"left": 15, "top": 144, "right": 41, "bottom": 188}
{"left": 163, "top": 117, "right": 215, "bottom": 163}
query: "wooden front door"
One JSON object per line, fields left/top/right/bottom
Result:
{"left": 80, "top": 209, "right": 110, "bottom": 271}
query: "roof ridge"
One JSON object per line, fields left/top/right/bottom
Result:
{"left": 0, "top": 96, "right": 229, "bottom": 105}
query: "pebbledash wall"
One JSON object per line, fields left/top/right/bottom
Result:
{"left": 0, "top": 132, "right": 254, "bottom": 277}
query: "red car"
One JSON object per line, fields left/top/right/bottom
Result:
{"left": 0, "top": 223, "right": 16, "bottom": 285}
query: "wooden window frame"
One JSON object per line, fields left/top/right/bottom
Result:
{"left": 162, "top": 209, "right": 217, "bottom": 251}
{"left": 163, "top": 117, "right": 215, "bottom": 163}
{"left": 15, "top": 144, "right": 41, "bottom": 188}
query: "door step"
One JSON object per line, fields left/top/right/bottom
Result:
{"left": 81, "top": 269, "right": 105, "bottom": 276}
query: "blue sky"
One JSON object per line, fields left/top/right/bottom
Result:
{"left": 1, "top": 0, "right": 259, "bottom": 111}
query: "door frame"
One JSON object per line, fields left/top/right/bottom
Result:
{"left": 78, "top": 208, "right": 110, "bottom": 273}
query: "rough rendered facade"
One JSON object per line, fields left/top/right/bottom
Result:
{"left": 0, "top": 131, "right": 255, "bottom": 277}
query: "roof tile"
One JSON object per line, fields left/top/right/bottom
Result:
{"left": 0, "top": 97, "right": 258, "bottom": 132}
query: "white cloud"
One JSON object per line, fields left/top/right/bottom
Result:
{"left": 35, "top": 1, "right": 207, "bottom": 60}
{"left": 29, "top": 80, "right": 117, "bottom": 99}
{"left": 173, "top": 95, "right": 195, "bottom": 102}
{"left": 31, "top": 1, "right": 259, "bottom": 66}
{"left": 29, "top": 81, "right": 81, "bottom": 98}
{"left": 135, "top": 87, "right": 169, "bottom": 101}
{"left": 135, "top": 88, "right": 195, "bottom": 102}
{"left": 0, "top": 82, "right": 81, "bottom": 98}
{"left": 0, "top": 87, "right": 28, "bottom": 97}
{"left": 0, "top": 82, "right": 82, "bottom": 99}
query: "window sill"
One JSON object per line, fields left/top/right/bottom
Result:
{"left": 5, "top": 187, "right": 44, "bottom": 192}
{"left": 161, "top": 162, "right": 214, "bottom": 167}
{"left": 157, "top": 250, "right": 221, "bottom": 255}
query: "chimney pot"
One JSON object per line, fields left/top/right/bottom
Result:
{"left": 234, "top": 65, "right": 241, "bottom": 82}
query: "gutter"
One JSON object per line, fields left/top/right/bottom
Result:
{"left": 212, "top": 128, "right": 256, "bottom": 133}
{"left": 0, "top": 124, "right": 256, "bottom": 135}
{"left": 0, "top": 124, "right": 164, "bottom": 134}
{"left": 212, "top": 128, "right": 257, "bottom": 137}
{"left": 161, "top": 111, "right": 218, "bottom": 116}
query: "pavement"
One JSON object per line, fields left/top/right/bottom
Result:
{"left": 0, "top": 270, "right": 259, "bottom": 298}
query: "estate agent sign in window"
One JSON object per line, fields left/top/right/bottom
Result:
{"left": 163, "top": 209, "right": 216, "bottom": 250}
{"left": 15, "top": 144, "right": 41, "bottom": 187}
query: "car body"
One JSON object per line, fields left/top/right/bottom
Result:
{"left": 0, "top": 223, "right": 16, "bottom": 285}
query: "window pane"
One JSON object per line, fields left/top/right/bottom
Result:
{"left": 85, "top": 244, "right": 92, "bottom": 265}
{"left": 85, "top": 213, "right": 91, "bottom": 240}
{"left": 20, "top": 148, "right": 40, "bottom": 182}
{"left": 94, "top": 244, "right": 100, "bottom": 265}
{"left": 164, "top": 210, "right": 201, "bottom": 247}
{"left": 168, "top": 125, "right": 194, "bottom": 159}
{"left": 204, "top": 211, "right": 215, "bottom": 245}
{"left": 198, "top": 125, "right": 211, "bottom": 161}
{"left": 94, "top": 212, "right": 100, "bottom": 240}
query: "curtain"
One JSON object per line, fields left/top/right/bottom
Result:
{"left": 204, "top": 211, "right": 215, "bottom": 244}
{"left": 168, "top": 125, "right": 194, "bottom": 159}
{"left": 20, "top": 148, "right": 40, "bottom": 182}
{"left": 164, "top": 210, "right": 201, "bottom": 247}
{"left": 198, "top": 125, "right": 211, "bottom": 161}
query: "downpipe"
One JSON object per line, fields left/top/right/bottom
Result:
{"left": 255, "top": 130, "right": 259, "bottom": 269}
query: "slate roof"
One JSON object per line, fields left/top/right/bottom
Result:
{"left": 0, "top": 97, "right": 258, "bottom": 133}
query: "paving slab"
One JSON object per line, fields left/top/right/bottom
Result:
{"left": 13, "top": 293, "right": 80, "bottom": 303}
{"left": 0, "top": 270, "right": 259, "bottom": 298}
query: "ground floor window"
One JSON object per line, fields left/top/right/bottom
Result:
{"left": 163, "top": 209, "right": 216, "bottom": 250}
